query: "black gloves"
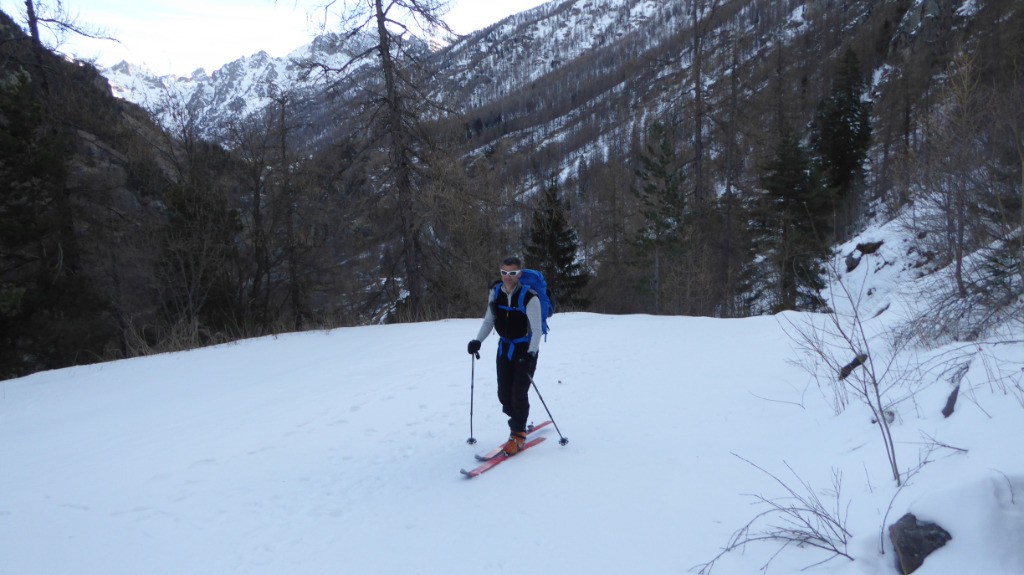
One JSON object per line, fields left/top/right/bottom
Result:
{"left": 467, "top": 340, "right": 481, "bottom": 355}
{"left": 518, "top": 351, "right": 538, "bottom": 370}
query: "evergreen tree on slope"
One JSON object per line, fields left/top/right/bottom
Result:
{"left": 811, "top": 47, "right": 872, "bottom": 239}
{"left": 525, "top": 181, "right": 590, "bottom": 311}
{"left": 758, "top": 128, "right": 830, "bottom": 312}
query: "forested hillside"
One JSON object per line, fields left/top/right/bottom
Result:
{"left": 2, "top": 0, "right": 1021, "bottom": 378}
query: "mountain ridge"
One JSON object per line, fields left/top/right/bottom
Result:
{"left": 100, "top": 0, "right": 672, "bottom": 145}
{"left": 99, "top": 0, "right": 981, "bottom": 181}
{"left": 5, "top": 0, "right": 1018, "bottom": 378}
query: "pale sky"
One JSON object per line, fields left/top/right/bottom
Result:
{"left": 0, "top": 0, "right": 550, "bottom": 76}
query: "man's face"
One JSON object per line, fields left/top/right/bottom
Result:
{"left": 500, "top": 265, "right": 521, "bottom": 291}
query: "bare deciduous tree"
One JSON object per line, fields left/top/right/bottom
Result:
{"left": 782, "top": 265, "right": 907, "bottom": 486}
{"left": 302, "top": 0, "right": 455, "bottom": 320}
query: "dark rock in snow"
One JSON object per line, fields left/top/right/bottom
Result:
{"left": 889, "top": 513, "right": 952, "bottom": 574}
{"left": 941, "top": 385, "right": 960, "bottom": 418}
{"left": 846, "top": 252, "right": 861, "bottom": 272}
{"left": 856, "top": 240, "right": 884, "bottom": 254}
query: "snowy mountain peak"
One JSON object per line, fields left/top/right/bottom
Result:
{"left": 100, "top": 32, "right": 366, "bottom": 141}
{"left": 98, "top": 0, "right": 665, "bottom": 143}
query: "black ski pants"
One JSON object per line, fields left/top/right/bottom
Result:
{"left": 496, "top": 348, "right": 536, "bottom": 433}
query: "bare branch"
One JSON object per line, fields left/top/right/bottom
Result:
{"left": 695, "top": 455, "right": 853, "bottom": 574}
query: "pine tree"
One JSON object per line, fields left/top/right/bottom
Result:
{"left": 0, "top": 69, "right": 111, "bottom": 377}
{"left": 0, "top": 72, "right": 58, "bottom": 266}
{"left": 524, "top": 181, "right": 590, "bottom": 311}
{"left": 758, "top": 129, "right": 830, "bottom": 312}
{"left": 811, "top": 47, "right": 872, "bottom": 238}
{"left": 633, "top": 122, "right": 686, "bottom": 247}
{"left": 631, "top": 121, "right": 686, "bottom": 313}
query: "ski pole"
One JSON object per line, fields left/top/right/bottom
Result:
{"left": 526, "top": 372, "right": 569, "bottom": 445}
{"left": 467, "top": 352, "right": 479, "bottom": 444}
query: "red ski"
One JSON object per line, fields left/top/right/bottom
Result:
{"left": 473, "top": 420, "right": 552, "bottom": 462}
{"left": 460, "top": 436, "right": 546, "bottom": 478}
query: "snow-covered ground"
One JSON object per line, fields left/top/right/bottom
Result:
{"left": 2, "top": 224, "right": 1022, "bottom": 574}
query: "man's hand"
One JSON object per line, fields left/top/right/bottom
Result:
{"left": 518, "top": 351, "right": 537, "bottom": 370}
{"left": 467, "top": 340, "right": 481, "bottom": 355}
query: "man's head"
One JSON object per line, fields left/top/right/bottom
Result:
{"left": 500, "top": 256, "right": 523, "bottom": 290}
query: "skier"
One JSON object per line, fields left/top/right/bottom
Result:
{"left": 467, "top": 256, "right": 543, "bottom": 456}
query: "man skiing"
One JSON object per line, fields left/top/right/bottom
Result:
{"left": 467, "top": 256, "right": 543, "bottom": 456}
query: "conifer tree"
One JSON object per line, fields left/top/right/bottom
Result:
{"left": 811, "top": 47, "right": 872, "bottom": 238}
{"left": 758, "top": 129, "right": 829, "bottom": 312}
{"left": 524, "top": 181, "right": 589, "bottom": 311}
{"left": 0, "top": 68, "right": 108, "bottom": 376}
{"left": 632, "top": 121, "right": 685, "bottom": 313}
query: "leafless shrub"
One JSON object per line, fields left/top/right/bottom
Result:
{"left": 910, "top": 341, "right": 1024, "bottom": 415}
{"left": 896, "top": 44, "right": 1023, "bottom": 348}
{"left": 897, "top": 243, "right": 1024, "bottom": 346}
{"left": 782, "top": 271, "right": 908, "bottom": 485}
{"left": 695, "top": 456, "right": 852, "bottom": 574}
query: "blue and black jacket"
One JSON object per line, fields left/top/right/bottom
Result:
{"left": 474, "top": 283, "right": 543, "bottom": 359}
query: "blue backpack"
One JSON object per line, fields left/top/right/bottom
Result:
{"left": 493, "top": 268, "right": 555, "bottom": 337}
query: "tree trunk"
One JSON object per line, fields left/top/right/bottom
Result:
{"left": 24, "top": 0, "right": 80, "bottom": 278}
{"left": 374, "top": 0, "right": 424, "bottom": 317}
{"left": 691, "top": 1, "right": 706, "bottom": 205}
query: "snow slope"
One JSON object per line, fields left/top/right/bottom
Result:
{"left": 2, "top": 229, "right": 1022, "bottom": 574}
